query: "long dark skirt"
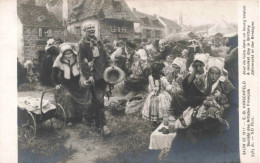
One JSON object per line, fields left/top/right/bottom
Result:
{"left": 57, "top": 86, "right": 93, "bottom": 120}
{"left": 166, "top": 106, "right": 240, "bottom": 163}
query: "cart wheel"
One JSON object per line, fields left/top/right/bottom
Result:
{"left": 52, "top": 103, "right": 66, "bottom": 130}
{"left": 20, "top": 111, "right": 37, "bottom": 138}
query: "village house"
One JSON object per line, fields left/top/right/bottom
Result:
{"left": 17, "top": 0, "right": 65, "bottom": 63}
{"left": 43, "top": 0, "right": 138, "bottom": 42}
{"left": 157, "top": 16, "right": 181, "bottom": 36}
{"left": 132, "top": 8, "right": 165, "bottom": 40}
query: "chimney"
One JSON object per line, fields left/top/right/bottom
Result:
{"left": 133, "top": 8, "right": 136, "bottom": 12}
{"left": 63, "top": 0, "right": 69, "bottom": 21}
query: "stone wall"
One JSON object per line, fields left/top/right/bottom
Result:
{"left": 22, "top": 26, "right": 64, "bottom": 61}
{"left": 23, "top": 26, "right": 38, "bottom": 61}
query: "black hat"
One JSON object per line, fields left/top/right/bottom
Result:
{"left": 126, "top": 40, "right": 137, "bottom": 50}
{"left": 133, "top": 36, "right": 141, "bottom": 44}
{"left": 151, "top": 62, "right": 165, "bottom": 72}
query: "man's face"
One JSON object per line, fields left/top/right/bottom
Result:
{"left": 127, "top": 47, "right": 135, "bottom": 55}
{"left": 87, "top": 26, "right": 95, "bottom": 37}
{"left": 193, "top": 60, "right": 205, "bottom": 75}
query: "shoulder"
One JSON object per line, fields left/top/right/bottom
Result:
{"left": 219, "top": 78, "right": 235, "bottom": 94}
{"left": 53, "top": 54, "right": 63, "bottom": 68}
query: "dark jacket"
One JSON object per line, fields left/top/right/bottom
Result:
{"left": 78, "top": 36, "right": 111, "bottom": 81}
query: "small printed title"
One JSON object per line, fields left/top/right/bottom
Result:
{"left": 242, "top": 5, "right": 255, "bottom": 76}
{"left": 240, "top": 5, "right": 256, "bottom": 158}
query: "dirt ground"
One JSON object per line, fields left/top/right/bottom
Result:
{"left": 18, "top": 83, "right": 117, "bottom": 163}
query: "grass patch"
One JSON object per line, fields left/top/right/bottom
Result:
{"left": 18, "top": 126, "right": 75, "bottom": 163}
{"left": 97, "top": 112, "right": 156, "bottom": 162}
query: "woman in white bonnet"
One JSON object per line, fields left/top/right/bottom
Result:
{"left": 52, "top": 43, "right": 92, "bottom": 125}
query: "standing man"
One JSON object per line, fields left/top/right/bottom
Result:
{"left": 78, "top": 22, "right": 111, "bottom": 135}
{"left": 110, "top": 40, "right": 137, "bottom": 77}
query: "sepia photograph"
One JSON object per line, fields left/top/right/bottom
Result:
{"left": 9, "top": 0, "right": 257, "bottom": 162}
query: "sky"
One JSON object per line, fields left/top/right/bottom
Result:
{"left": 125, "top": 0, "right": 238, "bottom": 26}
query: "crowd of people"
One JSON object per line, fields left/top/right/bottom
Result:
{"left": 17, "top": 22, "right": 238, "bottom": 160}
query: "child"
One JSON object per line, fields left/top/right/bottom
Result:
{"left": 142, "top": 62, "right": 172, "bottom": 123}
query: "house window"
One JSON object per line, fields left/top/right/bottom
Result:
{"left": 146, "top": 29, "right": 151, "bottom": 38}
{"left": 155, "top": 30, "right": 161, "bottom": 38}
{"left": 114, "top": 1, "right": 121, "bottom": 12}
{"left": 121, "top": 27, "right": 127, "bottom": 33}
{"left": 115, "top": 26, "right": 121, "bottom": 33}
{"left": 110, "top": 26, "right": 127, "bottom": 33}
{"left": 143, "top": 18, "right": 149, "bottom": 24}
{"left": 39, "top": 28, "right": 52, "bottom": 38}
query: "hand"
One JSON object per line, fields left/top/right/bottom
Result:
{"left": 88, "top": 76, "right": 95, "bottom": 84}
{"left": 55, "top": 84, "right": 61, "bottom": 89}
{"left": 207, "top": 107, "right": 218, "bottom": 118}
{"left": 88, "top": 60, "right": 95, "bottom": 68}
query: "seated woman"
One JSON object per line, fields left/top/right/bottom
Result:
{"left": 167, "top": 56, "right": 236, "bottom": 163}
{"left": 170, "top": 53, "right": 209, "bottom": 117}
{"left": 165, "top": 57, "right": 187, "bottom": 92}
{"left": 142, "top": 62, "right": 172, "bottom": 127}
{"left": 51, "top": 43, "right": 92, "bottom": 125}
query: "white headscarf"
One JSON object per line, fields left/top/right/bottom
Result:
{"left": 53, "top": 43, "right": 79, "bottom": 79}
{"left": 172, "top": 57, "right": 187, "bottom": 73}
{"left": 136, "top": 49, "right": 148, "bottom": 60}
{"left": 188, "top": 53, "right": 209, "bottom": 74}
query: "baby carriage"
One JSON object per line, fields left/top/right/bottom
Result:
{"left": 18, "top": 88, "right": 66, "bottom": 138}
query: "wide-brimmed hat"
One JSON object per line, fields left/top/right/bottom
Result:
{"left": 104, "top": 66, "right": 125, "bottom": 84}
{"left": 60, "top": 43, "right": 77, "bottom": 55}
{"left": 45, "top": 38, "right": 56, "bottom": 52}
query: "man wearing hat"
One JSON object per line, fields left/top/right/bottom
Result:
{"left": 78, "top": 22, "right": 112, "bottom": 135}
{"left": 110, "top": 40, "right": 137, "bottom": 76}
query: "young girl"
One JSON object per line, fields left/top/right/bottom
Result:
{"left": 142, "top": 62, "right": 172, "bottom": 123}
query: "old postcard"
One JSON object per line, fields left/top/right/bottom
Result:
{"left": 0, "top": 0, "right": 259, "bottom": 162}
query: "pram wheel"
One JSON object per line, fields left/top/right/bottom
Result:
{"left": 52, "top": 103, "right": 66, "bottom": 130}
{"left": 20, "top": 111, "right": 37, "bottom": 138}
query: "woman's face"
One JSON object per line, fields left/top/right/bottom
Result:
{"left": 64, "top": 50, "right": 73, "bottom": 60}
{"left": 166, "top": 55, "right": 174, "bottom": 64}
{"left": 193, "top": 60, "right": 205, "bottom": 75}
{"left": 208, "top": 67, "right": 221, "bottom": 83}
{"left": 172, "top": 64, "right": 181, "bottom": 76}
{"left": 133, "top": 53, "right": 140, "bottom": 62}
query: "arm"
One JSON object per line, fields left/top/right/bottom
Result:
{"left": 51, "top": 67, "right": 61, "bottom": 86}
